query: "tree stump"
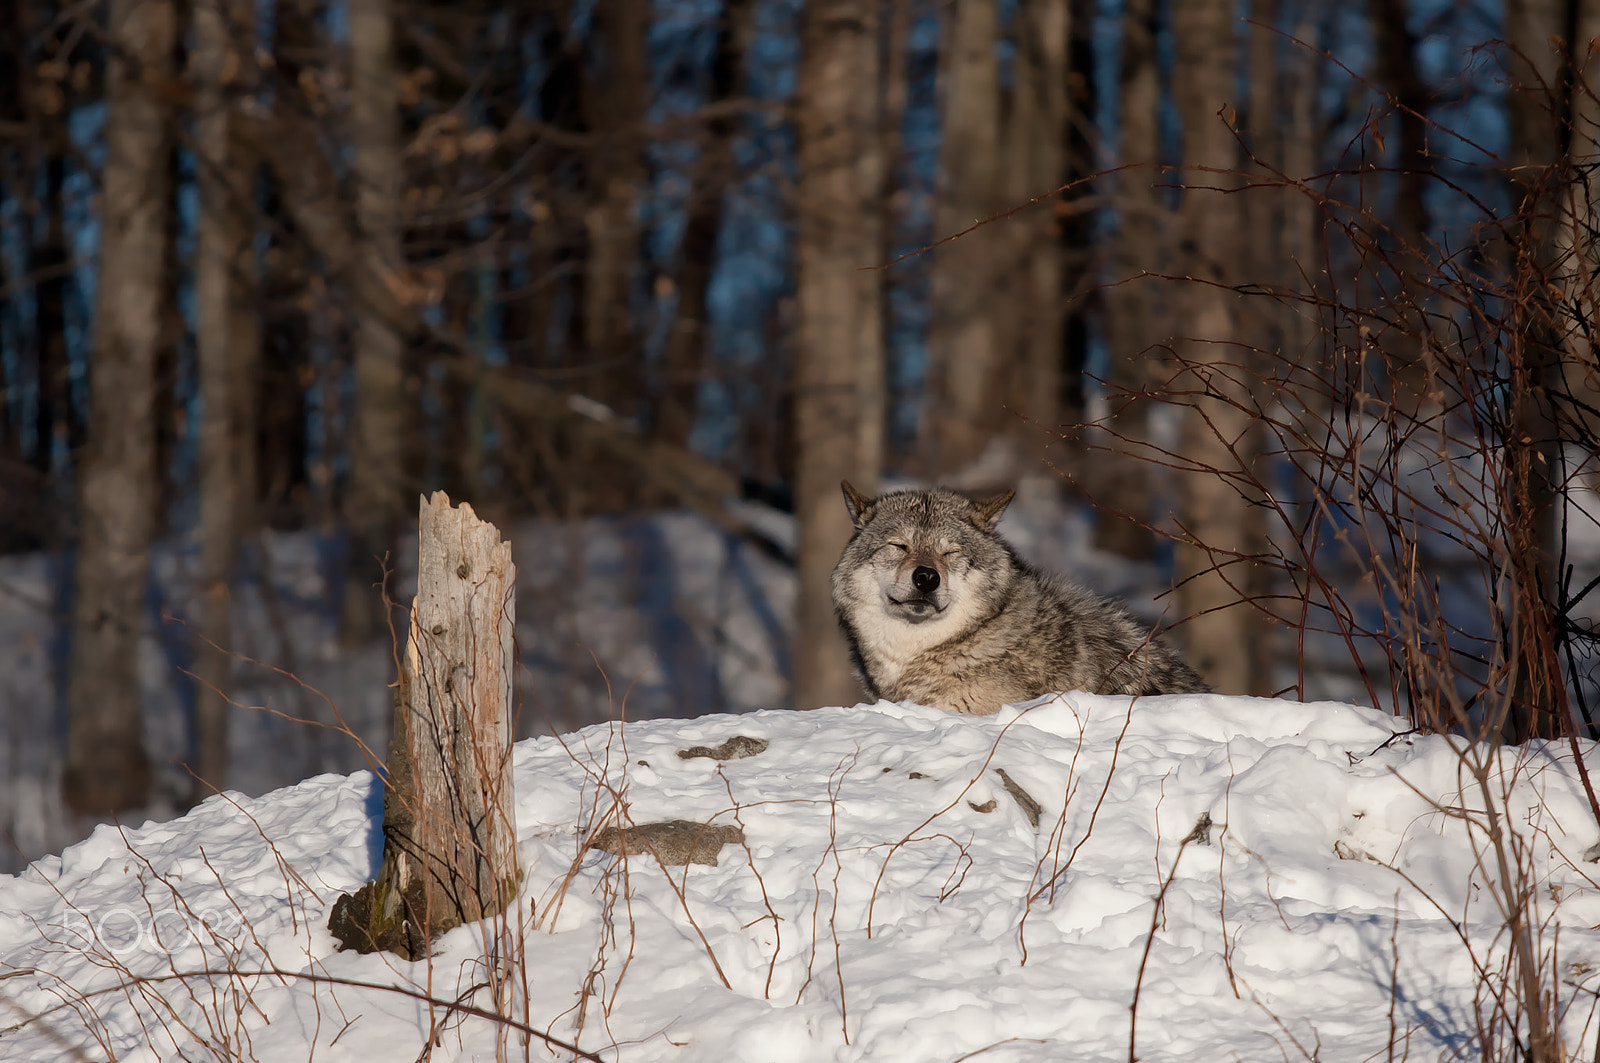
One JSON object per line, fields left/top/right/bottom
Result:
{"left": 329, "top": 492, "right": 519, "bottom": 958}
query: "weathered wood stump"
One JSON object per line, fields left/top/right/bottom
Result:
{"left": 329, "top": 492, "right": 519, "bottom": 958}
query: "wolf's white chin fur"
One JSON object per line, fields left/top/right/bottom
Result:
{"left": 886, "top": 597, "right": 941, "bottom": 622}
{"left": 847, "top": 571, "right": 988, "bottom": 693}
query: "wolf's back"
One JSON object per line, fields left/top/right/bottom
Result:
{"left": 1024, "top": 570, "right": 1210, "bottom": 697}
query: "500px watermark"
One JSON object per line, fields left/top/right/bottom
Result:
{"left": 45, "top": 908, "right": 247, "bottom": 956}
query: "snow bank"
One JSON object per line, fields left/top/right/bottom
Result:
{"left": 3, "top": 693, "right": 1600, "bottom": 1060}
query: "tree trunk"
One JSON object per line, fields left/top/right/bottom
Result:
{"left": 151, "top": 139, "right": 184, "bottom": 539}
{"left": 923, "top": 0, "right": 1003, "bottom": 474}
{"left": 1500, "top": 0, "right": 1600, "bottom": 743}
{"left": 17, "top": 0, "right": 80, "bottom": 484}
{"left": 1095, "top": 0, "right": 1162, "bottom": 559}
{"left": 254, "top": 0, "right": 317, "bottom": 531}
{"left": 582, "top": 0, "right": 648, "bottom": 408}
{"left": 1000, "top": 0, "right": 1069, "bottom": 464}
{"left": 793, "top": 0, "right": 884, "bottom": 709}
{"left": 1366, "top": 0, "right": 1433, "bottom": 411}
{"left": 879, "top": 0, "right": 911, "bottom": 471}
{"left": 1280, "top": 11, "right": 1320, "bottom": 369}
{"left": 328, "top": 493, "right": 518, "bottom": 958}
{"left": 191, "top": 0, "right": 260, "bottom": 801}
{"left": 65, "top": 0, "right": 176, "bottom": 815}
{"left": 652, "top": 0, "right": 754, "bottom": 448}
{"left": 343, "top": 0, "right": 408, "bottom": 645}
{"left": 1243, "top": 0, "right": 1282, "bottom": 345}
{"left": 1367, "top": 0, "right": 1430, "bottom": 253}
{"left": 1170, "top": 0, "right": 1263, "bottom": 695}
{"left": 36, "top": 150, "right": 75, "bottom": 479}
{"left": 1234, "top": 0, "right": 1294, "bottom": 688}
{"left": 1059, "top": 0, "right": 1096, "bottom": 426}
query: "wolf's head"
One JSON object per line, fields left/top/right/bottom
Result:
{"left": 831, "top": 483, "right": 1018, "bottom": 656}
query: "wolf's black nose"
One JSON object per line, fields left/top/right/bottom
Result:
{"left": 912, "top": 566, "right": 940, "bottom": 593}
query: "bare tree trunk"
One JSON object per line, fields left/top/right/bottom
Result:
{"left": 793, "top": 0, "right": 884, "bottom": 709}
{"left": 1280, "top": 10, "right": 1320, "bottom": 368}
{"left": 653, "top": 0, "right": 753, "bottom": 448}
{"left": 343, "top": 0, "right": 407, "bottom": 645}
{"left": 1366, "top": 0, "right": 1433, "bottom": 410}
{"left": 582, "top": 0, "right": 648, "bottom": 406}
{"left": 151, "top": 143, "right": 184, "bottom": 538}
{"left": 1095, "top": 0, "right": 1162, "bottom": 559}
{"left": 1367, "top": 0, "right": 1429, "bottom": 249}
{"left": 1059, "top": 0, "right": 1096, "bottom": 426}
{"left": 1244, "top": 0, "right": 1282, "bottom": 344}
{"left": 923, "top": 0, "right": 1002, "bottom": 474}
{"left": 1500, "top": 0, "right": 1600, "bottom": 743}
{"left": 1170, "top": 0, "right": 1262, "bottom": 695}
{"left": 1236, "top": 0, "right": 1296, "bottom": 688}
{"left": 328, "top": 493, "right": 518, "bottom": 958}
{"left": 879, "top": 0, "right": 911, "bottom": 440}
{"left": 16, "top": 0, "right": 81, "bottom": 484}
{"left": 65, "top": 0, "right": 176, "bottom": 815}
{"left": 192, "top": 0, "right": 260, "bottom": 800}
{"left": 1552, "top": 1, "right": 1600, "bottom": 438}
{"left": 1001, "top": 0, "right": 1069, "bottom": 465}
{"left": 254, "top": 0, "right": 317, "bottom": 531}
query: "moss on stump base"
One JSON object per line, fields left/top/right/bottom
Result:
{"left": 327, "top": 873, "right": 434, "bottom": 960}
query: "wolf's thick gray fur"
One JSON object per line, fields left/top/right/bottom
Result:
{"left": 831, "top": 483, "right": 1209, "bottom": 714}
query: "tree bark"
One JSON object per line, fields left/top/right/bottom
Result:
{"left": 793, "top": 0, "right": 885, "bottom": 709}
{"left": 343, "top": 0, "right": 408, "bottom": 645}
{"left": 1366, "top": 0, "right": 1433, "bottom": 411}
{"left": 1000, "top": 0, "right": 1069, "bottom": 464}
{"left": 652, "top": 0, "right": 754, "bottom": 448}
{"left": 65, "top": 0, "right": 176, "bottom": 815}
{"left": 253, "top": 0, "right": 317, "bottom": 531}
{"left": 1500, "top": 0, "right": 1600, "bottom": 743}
{"left": 16, "top": 0, "right": 80, "bottom": 482}
{"left": 328, "top": 493, "right": 518, "bottom": 958}
{"left": 923, "top": 0, "right": 1003, "bottom": 474}
{"left": 1095, "top": 0, "right": 1163, "bottom": 559}
{"left": 581, "top": 0, "right": 648, "bottom": 410}
{"left": 1170, "top": 0, "right": 1263, "bottom": 695}
{"left": 1280, "top": 11, "right": 1320, "bottom": 369}
{"left": 1059, "top": 0, "right": 1097, "bottom": 426}
{"left": 191, "top": 0, "right": 261, "bottom": 800}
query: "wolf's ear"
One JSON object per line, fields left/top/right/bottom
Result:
{"left": 970, "top": 488, "right": 1016, "bottom": 531}
{"left": 841, "top": 481, "right": 875, "bottom": 528}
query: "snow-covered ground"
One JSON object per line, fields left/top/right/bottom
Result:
{"left": 5, "top": 692, "right": 1600, "bottom": 1060}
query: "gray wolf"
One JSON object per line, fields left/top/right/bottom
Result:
{"left": 830, "top": 483, "right": 1209, "bottom": 714}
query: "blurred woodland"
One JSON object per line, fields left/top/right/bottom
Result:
{"left": 3, "top": 0, "right": 1600, "bottom": 844}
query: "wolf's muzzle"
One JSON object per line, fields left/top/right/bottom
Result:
{"left": 887, "top": 586, "right": 943, "bottom": 620}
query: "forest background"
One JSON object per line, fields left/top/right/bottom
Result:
{"left": 2, "top": 0, "right": 1599, "bottom": 870}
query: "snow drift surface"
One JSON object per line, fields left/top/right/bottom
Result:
{"left": 4, "top": 693, "right": 1600, "bottom": 1061}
